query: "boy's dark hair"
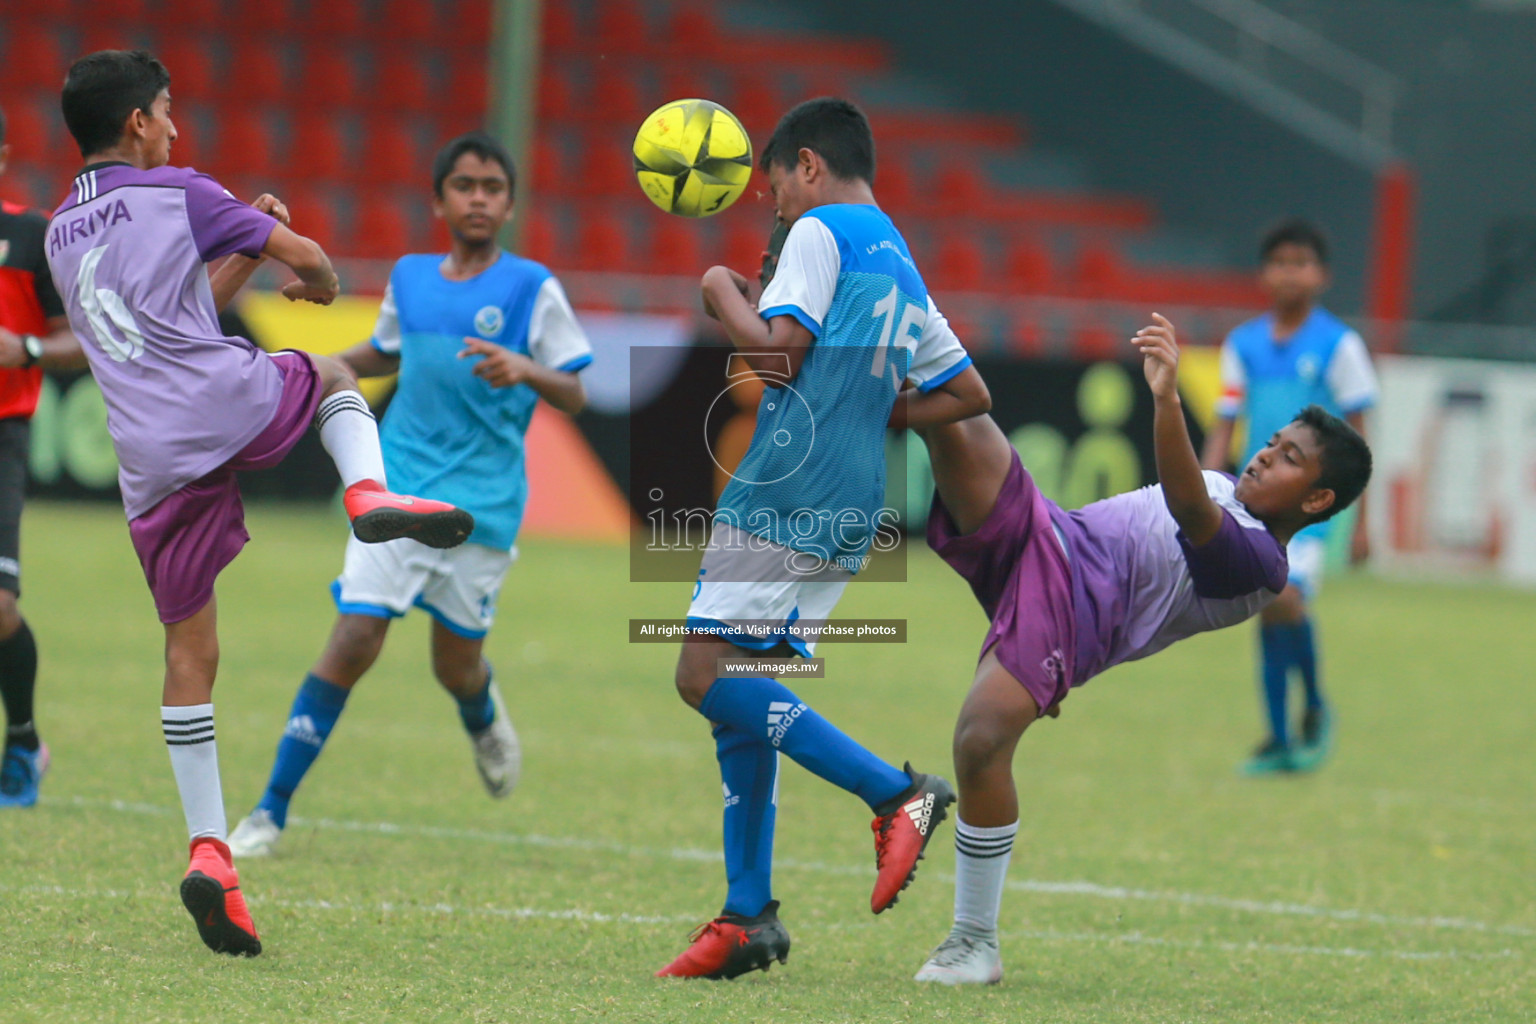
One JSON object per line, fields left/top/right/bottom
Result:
{"left": 432, "top": 131, "right": 516, "bottom": 199}
{"left": 759, "top": 97, "right": 875, "bottom": 184}
{"left": 1294, "top": 404, "right": 1371, "bottom": 522}
{"left": 61, "top": 50, "right": 171, "bottom": 158}
{"left": 1260, "top": 218, "right": 1328, "bottom": 265}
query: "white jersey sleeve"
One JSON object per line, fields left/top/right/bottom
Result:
{"left": 528, "top": 276, "right": 593, "bottom": 373}
{"left": 1326, "top": 329, "right": 1378, "bottom": 414}
{"left": 370, "top": 281, "right": 401, "bottom": 356}
{"left": 1214, "top": 334, "right": 1246, "bottom": 420}
{"left": 905, "top": 296, "right": 972, "bottom": 392}
{"left": 757, "top": 215, "right": 840, "bottom": 337}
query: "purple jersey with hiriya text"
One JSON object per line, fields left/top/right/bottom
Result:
{"left": 46, "top": 163, "right": 281, "bottom": 518}
{"left": 1051, "top": 470, "right": 1288, "bottom": 684}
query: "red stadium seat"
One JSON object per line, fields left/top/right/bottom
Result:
{"left": 92, "top": 0, "right": 148, "bottom": 21}
{"left": 210, "top": 110, "right": 277, "bottom": 180}
{"left": 574, "top": 132, "right": 638, "bottom": 198}
{"left": 666, "top": 4, "right": 722, "bottom": 50}
{"left": 307, "top": 0, "right": 367, "bottom": 40}
{"left": 593, "top": 0, "right": 651, "bottom": 49}
{"left": 287, "top": 115, "right": 352, "bottom": 184}
{"left": 2, "top": 98, "right": 53, "bottom": 161}
{"left": 1072, "top": 241, "right": 1124, "bottom": 299}
{"left": 537, "top": 65, "right": 578, "bottom": 122}
{"left": 375, "top": 51, "right": 436, "bottom": 114}
{"left": 573, "top": 211, "right": 631, "bottom": 271}
{"left": 875, "top": 158, "right": 915, "bottom": 213}
{"left": 222, "top": 41, "right": 287, "bottom": 105}
{"left": 375, "top": 0, "right": 439, "bottom": 43}
{"left": 349, "top": 191, "right": 414, "bottom": 258}
{"left": 648, "top": 217, "right": 705, "bottom": 277}
{"left": 530, "top": 138, "right": 567, "bottom": 195}
{"left": 296, "top": 49, "right": 366, "bottom": 110}
{"left": 932, "top": 163, "right": 990, "bottom": 217}
{"left": 157, "top": 36, "right": 219, "bottom": 102}
{"left": 724, "top": 217, "right": 771, "bottom": 278}
{"left": 588, "top": 64, "right": 644, "bottom": 127}
{"left": 1005, "top": 237, "right": 1055, "bottom": 295}
{"left": 725, "top": 76, "right": 779, "bottom": 138}
{"left": 443, "top": 0, "right": 493, "bottom": 51}
{"left": 541, "top": 3, "right": 579, "bottom": 53}
{"left": 360, "top": 120, "right": 422, "bottom": 187}
{"left": 285, "top": 188, "right": 341, "bottom": 253}
{"left": 0, "top": 23, "right": 68, "bottom": 92}
{"left": 165, "top": 0, "right": 223, "bottom": 32}
{"left": 80, "top": 23, "right": 153, "bottom": 57}
{"left": 931, "top": 233, "right": 987, "bottom": 293}
{"left": 518, "top": 208, "right": 561, "bottom": 266}
{"left": 443, "top": 61, "right": 489, "bottom": 117}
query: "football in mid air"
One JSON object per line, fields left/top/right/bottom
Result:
{"left": 632, "top": 99, "right": 753, "bottom": 218}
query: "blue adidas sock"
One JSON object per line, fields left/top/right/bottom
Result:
{"left": 698, "top": 676, "right": 910, "bottom": 812}
{"left": 1292, "top": 618, "right": 1323, "bottom": 710}
{"left": 715, "top": 722, "right": 778, "bottom": 918}
{"left": 455, "top": 664, "right": 495, "bottom": 734}
{"left": 1258, "top": 625, "right": 1293, "bottom": 747}
{"left": 256, "top": 673, "right": 351, "bottom": 829}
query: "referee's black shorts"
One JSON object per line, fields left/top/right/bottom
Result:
{"left": 0, "top": 416, "right": 28, "bottom": 596}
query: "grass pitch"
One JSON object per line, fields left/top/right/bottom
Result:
{"left": 3, "top": 501, "right": 1532, "bottom": 1023}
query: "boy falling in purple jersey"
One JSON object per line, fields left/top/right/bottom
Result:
{"left": 908, "top": 314, "right": 1371, "bottom": 984}
{"left": 46, "top": 50, "right": 473, "bottom": 957}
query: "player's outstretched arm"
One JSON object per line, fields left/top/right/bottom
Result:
{"left": 701, "top": 265, "right": 812, "bottom": 381}
{"left": 889, "top": 365, "right": 991, "bottom": 429}
{"left": 0, "top": 315, "right": 87, "bottom": 371}
{"left": 1134, "top": 313, "right": 1223, "bottom": 547}
{"left": 263, "top": 223, "right": 340, "bottom": 306}
{"left": 333, "top": 340, "right": 399, "bottom": 379}
{"left": 458, "top": 339, "right": 586, "bottom": 414}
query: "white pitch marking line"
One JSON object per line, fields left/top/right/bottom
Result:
{"left": 56, "top": 796, "right": 1536, "bottom": 940}
{"left": 3, "top": 883, "right": 1518, "bottom": 963}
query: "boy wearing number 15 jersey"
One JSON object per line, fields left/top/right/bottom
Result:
{"left": 660, "top": 98, "right": 992, "bottom": 980}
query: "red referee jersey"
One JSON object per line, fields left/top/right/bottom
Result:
{"left": 0, "top": 198, "right": 66, "bottom": 421}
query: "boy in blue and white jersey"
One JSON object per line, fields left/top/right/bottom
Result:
{"left": 1201, "top": 220, "right": 1377, "bottom": 775}
{"left": 658, "top": 99, "right": 993, "bottom": 980}
{"left": 230, "top": 133, "right": 591, "bottom": 857}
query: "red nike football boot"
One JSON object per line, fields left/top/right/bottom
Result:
{"left": 181, "top": 837, "right": 262, "bottom": 956}
{"left": 870, "top": 764, "right": 956, "bottom": 914}
{"left": 655, "top": 901, "right": 791, "bottom": 979}
{"left": 343, "top": 479, "right": 474, "bottom": 549}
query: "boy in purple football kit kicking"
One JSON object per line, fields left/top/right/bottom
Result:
{"left": 909, "top": 314, "right": 1372, "bottom": 984}
{"left": 47, "top": 50, "right": 472, "bottom": 957}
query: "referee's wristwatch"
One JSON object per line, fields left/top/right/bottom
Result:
{"left": 20, "top": 334, "right": 43, "bottom": 368}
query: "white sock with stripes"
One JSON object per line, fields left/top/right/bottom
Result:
{"left": 953, "top": 818, "right": 1018, "bottom": 939}
{"left": 162, "top": 704, "right": 227, "bottom": 842}
{"left": 315, "top": 390, "right": 386, "bottom": 489}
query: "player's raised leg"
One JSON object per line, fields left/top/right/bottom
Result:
{"left": 229, "top": 612, "right": 389, "bottom": 858}
{"left": 160, "top": 598, "right": 261, "bottom": 956}
{"left": 677, "top": 635, "right": 953, "bottom": 916}
{"left": 916, "top": 648, "right": 1041, "bottom": 985}
{"left": 916, "top": 414, "right": 1015, "bottom": 537}
{"left": 429, "top": 620, "right": 520, "bottom": 797}
{"left": 304, "top": 356, "right": 475, "bottom": 549}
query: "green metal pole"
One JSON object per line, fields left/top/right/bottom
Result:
{"left": 490, "top": 0, "right": 542, "bottom": 252}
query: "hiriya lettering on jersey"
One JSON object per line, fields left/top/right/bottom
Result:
{"left": 47, "top": 200, "right": 133, "bottom": 257}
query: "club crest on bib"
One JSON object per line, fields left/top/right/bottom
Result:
{"left": 1296, "top": 352, "right": 1321, "bottom": 383}
{"left": 474, "top": 305, "right": 505, "bottom": 339}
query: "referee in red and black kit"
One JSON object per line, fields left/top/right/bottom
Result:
{"left": 0, "top": 101, "right": 86, "bottom": 807}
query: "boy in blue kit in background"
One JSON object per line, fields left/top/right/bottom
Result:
{"left": 230, "top": 133, "right": 591, "bottom": 856}
{"left": 657, "top": 98, "right": 993, "bottom": 980}
{"left": 1201, "top": 220, "right": 1377, "bottom": 775}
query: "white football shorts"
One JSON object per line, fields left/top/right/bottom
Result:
{"left": 685, "top": 523, "right": 851, "bottom": 657}
{"left": 332, "top": 535, "right": 515, "bottom": 639}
